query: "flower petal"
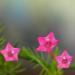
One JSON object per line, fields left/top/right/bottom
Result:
{"left": 36, "top": 46, "right": 47, "bottom": 52}
{"left": 37, "top": 37, "right": 46, "bottom": 45}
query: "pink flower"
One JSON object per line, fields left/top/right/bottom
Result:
{"left": 56, "top": 50, "right": 73, "bottom": 69}
{"left": 0, "top": 43, "right": 20, "bottom": 62}
{"left": 36, "top": 32, "right": 59, "bottom": 53}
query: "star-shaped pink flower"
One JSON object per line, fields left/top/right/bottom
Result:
{"left": 56, "top": 50, "right": 73, "bottom": 69}
{"left": 36, "top": 32, "right": 59, "bottom": 53}
{"left": 0, "top": 43, "right": 20, "bottom": 62}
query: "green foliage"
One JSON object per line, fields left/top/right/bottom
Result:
{"left": 70, "top": 64, "right": 75, "bottom": 69}
{"left": 54, "top": 47, "right": 60, "bottom": 55}
{"left": 0, "top": 61, "right": 25, "bottom": 75}
{"left": 0, "top": 23, "right": 25, "bottom": 75}
{"left": 0, "top": 23, "right": 7, "bottom": 50}
{"left": 20, "top": 47, "right": 64, "bottom": 75}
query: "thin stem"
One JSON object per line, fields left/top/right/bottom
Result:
{"left": 31, "top": 56, "right": 51, "bottom": 74}
{"left": 50, "top": 51, "right": 57, "bottom": 61}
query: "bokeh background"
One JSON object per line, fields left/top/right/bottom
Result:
{"left": 0, "top": 0, "right": 75, "bottom": 62}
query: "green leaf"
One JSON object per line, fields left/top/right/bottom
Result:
{"left": 39, "top": 69, "right": 44, "bottom": 75}
{"left": 0, "top": 55, "right": 5, "bottom": 65}
{"left": 15, "top": 68, "right": 25, "bottom": 73}
{"left": 70, "top": 64, "right": 75, "bottom": 68}
{"left": 46, "top": 54, "right": 51, "bottom": 64}
{"left": 33, "top": 64, "right": 39, "bottom": 69}
{"left": 54, "top": 47, "right": 60, "bottom": 55}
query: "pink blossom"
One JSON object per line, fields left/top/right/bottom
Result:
{"left": 36, "top": 32, "right": 59, "bottom": 53}
{"left": 56, "top": 50, "right": 73, "bottom": 69}
{"left": 0, "top": 43, "right": 20, "bottom": 62}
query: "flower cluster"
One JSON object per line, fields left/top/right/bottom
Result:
{"left": 36, "top": 32, "right": 73, "bottom": 69}
{"left": 0, "top": 32, "right": 73, "bottom": 70}
{"left": 0, "top": 43, "right": 20, "bottom": 62}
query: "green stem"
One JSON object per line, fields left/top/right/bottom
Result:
{"left": 31, "top": 56, "right": 51, "bottom": 75}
